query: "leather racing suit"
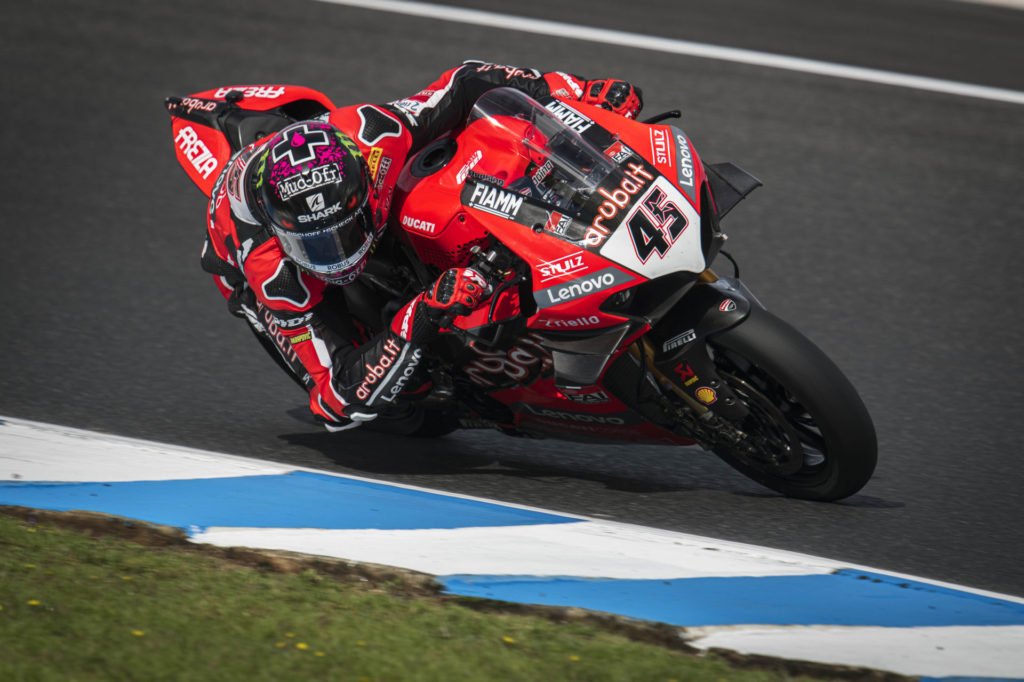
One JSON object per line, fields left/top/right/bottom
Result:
{"left": 200, "top": 61, "right": 641, "bottom": 430}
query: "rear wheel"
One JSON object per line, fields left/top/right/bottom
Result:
{"left": 706, "top": 306, "right": 877, "bottom": 501}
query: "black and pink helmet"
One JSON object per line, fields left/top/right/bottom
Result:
{"left": 252, "top": 121, "right": 375, "bottom": 285}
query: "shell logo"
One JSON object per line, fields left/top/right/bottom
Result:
{"left": 695, "top": 387, "right": 718, "bottom": 404}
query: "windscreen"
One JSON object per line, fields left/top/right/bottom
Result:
{"left": 467, "top": 88, "right": 620, "bottom": 241}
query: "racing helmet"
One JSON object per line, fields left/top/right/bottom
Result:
{"left": 252, "top": 121, "right": 375, "bottom": 285}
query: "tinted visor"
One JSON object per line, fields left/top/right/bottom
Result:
{"left": 271, "top": 196, "right": 374, "bottom": 278}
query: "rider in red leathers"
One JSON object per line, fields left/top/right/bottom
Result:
{"left": 200, "top": 61, "right": 643, "bottom": 431}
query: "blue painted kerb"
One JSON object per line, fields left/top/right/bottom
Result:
{"left": 0, "top": 471, "right": 579, "bottom": 531}
{"left": 439, "top": 570, "right": 1024, "bottom": 628}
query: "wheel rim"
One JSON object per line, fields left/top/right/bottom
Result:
{"left": 713, "top": 348, "right": 830, "bottom": 479}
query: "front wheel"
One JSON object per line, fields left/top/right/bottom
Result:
{"left": 706, "top": 305, "right": 877, "bottom": 501}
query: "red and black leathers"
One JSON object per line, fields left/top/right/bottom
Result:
{"left": 201, "top": 61, "right": 641, "bottom": 429}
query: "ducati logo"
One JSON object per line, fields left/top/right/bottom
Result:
{"left": 272, "top": 125, "right": 330, "bottom": 166}
{"left": 306, "top": 193, "right": 325, "bottom": 211}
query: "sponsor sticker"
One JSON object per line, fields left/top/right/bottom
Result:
{"left": 180, "top": 97, "right": 217, "bottom": 113}
{"left": 463, "top": 333, "right": 551, "bottom": 389}
{"left": 543, "top": 211, "right": 574, "bottom": 236}
{"left": 604, "top": 141, "right": 634, "bottom": 165}
{"left": 544, "top": 100, "right": 594, "bottom": 134}
{"left": 562, "top": 389, "right": 611, "bottom": 404}
{"left": 584, "top": 162, "right": 655, "bottom": 247}
{"left": 401, "top": 215, "right": 436, "bottom": 234}
{"left": 271, "top": 125, "right": 329, "bottom": 166}
{"left": 673, "top": 363, "right": 700, "bottom": 387}
{"left": 391, "top": 98, "right": 424, "bottom": 117}
{"left": 367, "top": 148, "right": 384, "bottom": 180}
{"left": 553, "top": 71, "right": 584, "bottom": 98}
{"left": 539, "top": 315, "right": 602, "bottom": 329}
{"left": 534, "top": 267, "right": 634, "bottom": 309}
{"left": 663, "top": 329, "right": 697, "bottom": 352}
{"left": 695, "top": 386, "right": 717, "bottom": 404}
{"left": 276, "top": 164, "right": 341, "bottom": 201}
{"left": 650, "top": 128, "right": 673, "bottom": 167}
{"left": 214, "top": 86, "right": 286, "bottom": 99}
{"left": 297, "top": 199, "right": 342, "bottom": 223}
{"left": 473, "top": 63, "right": 541, "bottom": 80}
{"left": 356, "top": 338, "right": 403, "bottom": 401}
{"left": 374, "top": 156, "right": 392, "bottom": 192}
{"left": 624, "top": 182, "right": 689, "bottom": 263}
{"left": 537, "top": 250, "right": 587, "bottom": 283}
{"left": 522, "top": 404, "right": 627, "bottom": 425}
{"left": 457, "top": 150, "right": 484, "bottom": 183}
{"left": 673, "top": 130, "right": 697, "bottom": 203}
{"left": 466, "top": 182, "right": 525, "bottom": 219}
{"left": 175, "top": 126, "right": 218, "bottom": 179}
{"left": 306, "top": 194, "right": 325, "bottom": 211}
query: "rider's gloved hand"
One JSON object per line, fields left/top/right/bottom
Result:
{"left": 423, "top": 268, "right": 489, "bottom": 318}
{"left": 581, "top": 80, "right": 643, "bottom": 119}
{"left": 391, "top": 268, "right": 489, "bottom": 344}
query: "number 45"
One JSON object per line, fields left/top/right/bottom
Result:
{"left": 627, "top": 186, "right": 688, "bottom": 262}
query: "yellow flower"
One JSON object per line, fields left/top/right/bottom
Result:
{"left": 27, "top": 600, "right": 40, "bottom": 606}
{"left": 315, "top": 651, "right": 325, "bottom": 657}
{"left": 296, "top": 642, "right": 309, "bottom": 650}
{"left": 23, "top": 564, "right": 36, "bottom": 568}
{"left": 356, "top": 641, "right": 366, "bottom": 647}
{"left": 275, "top": 642, "right": 286, "bottom": 648}
{"left": 502, "top": 636, "right": 516, "bottom": 643}
{"left": 25, "top": 527, "right": 37, "bottom": 533}
{"left": 569, "top": 655, "right": 580, "bottom": 661}
{"left": 131, "top": 630, "right": 145, "bottom": 637}
{"left": 121, "top": 576, "right": 133, "bottom": 581}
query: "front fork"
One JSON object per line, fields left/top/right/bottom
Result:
{"left": 635, "top": 270, "right": 765, "bottom": 423}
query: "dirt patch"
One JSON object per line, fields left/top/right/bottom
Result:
{"left": 1, "top": 505, "right": 915, "bottom": 682}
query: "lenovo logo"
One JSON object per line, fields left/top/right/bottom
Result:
{"left": 534, "top": 267, "right": 634, "bottom": 309}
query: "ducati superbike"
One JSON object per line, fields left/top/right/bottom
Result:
{"left": 167, "top": 84, "right": 877, "bottom": 501}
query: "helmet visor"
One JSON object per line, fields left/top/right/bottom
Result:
{"left": 271, "top": 196, "right": 375, "bottom": 280}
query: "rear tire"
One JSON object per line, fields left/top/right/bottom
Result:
{"left": 707, "top": 305, "right": 877, "bottom": 501}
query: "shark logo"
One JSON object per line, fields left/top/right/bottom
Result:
{"left": 306, "top": 193, "right": 325, "bottom": 211}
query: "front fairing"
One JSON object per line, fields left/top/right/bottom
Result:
{"left": 464, "top": 88, "right": 708, "bottom": 280}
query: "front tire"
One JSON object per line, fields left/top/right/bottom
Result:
{"left": 707, "top": 305, "right": 877, "bottom": 501}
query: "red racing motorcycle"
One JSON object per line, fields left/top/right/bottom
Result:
{"left": 167, "top": 85, "right": 876, "bottom": 501}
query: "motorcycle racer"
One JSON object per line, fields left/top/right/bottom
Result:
{"left": 199, "top": 61, "right": 643, "bottom": 431}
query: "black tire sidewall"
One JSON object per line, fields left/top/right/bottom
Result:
{"left": 709, "top": 305, "right": 878, "bottom": 501}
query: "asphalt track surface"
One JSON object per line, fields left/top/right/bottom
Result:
{"left": 2, "top": 0, "right": 1022, "bottom": 596}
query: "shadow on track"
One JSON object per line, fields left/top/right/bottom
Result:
{"left": 275, "top": 410, "right": 904, "bottom": 507}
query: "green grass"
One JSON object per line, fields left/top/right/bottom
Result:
{"left": 0, "top": 513, "right": 829, "bottom": 682}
